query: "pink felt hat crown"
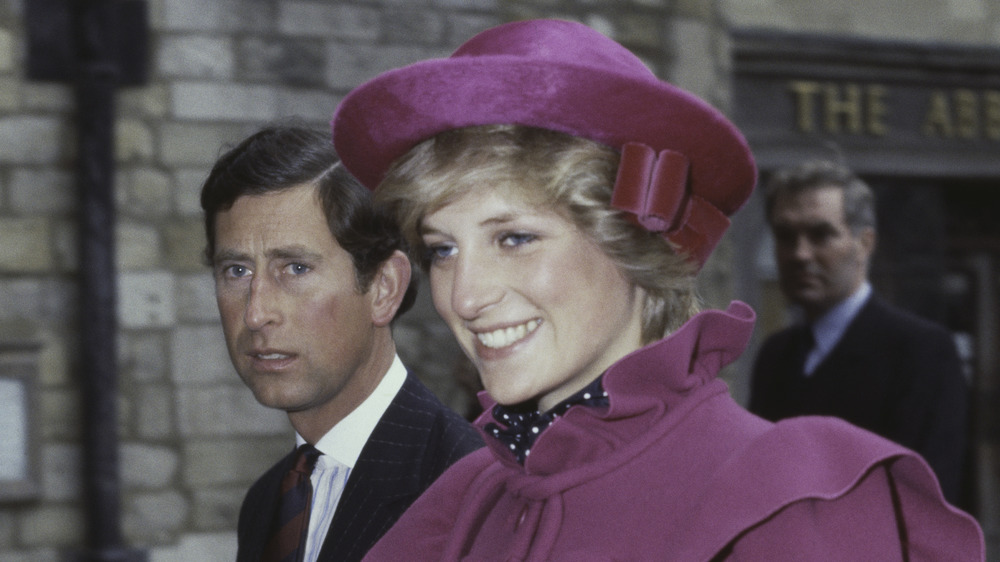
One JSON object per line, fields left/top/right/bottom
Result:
{"left": 332, "top": 19, "right": 756, "bottom": 266}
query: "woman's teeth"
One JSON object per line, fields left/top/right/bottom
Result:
{"left": 477, "top": 319, "right": 540, "bottom": 349}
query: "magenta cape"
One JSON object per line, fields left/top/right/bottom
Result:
{"left": 365, "top": 302, "right": 984, "bottom": 561}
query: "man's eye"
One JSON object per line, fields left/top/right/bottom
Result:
{"left": 499, "top": 232, "right": 536, "bottom": 247}
{"left": 223, "top": 264, "right": 250, "bottom": 278}
{"left": 286, "top": 263, "right": 310, "bottom": 275}
{"left": 808, "top": 228, "right": 836, "bottom": 246}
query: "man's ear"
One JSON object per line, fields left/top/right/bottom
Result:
{"left": 370, "top": 250, "right": 412, "bottom": 327}
{"left": 859, "top": 226, "right": 877, "bottom": 259}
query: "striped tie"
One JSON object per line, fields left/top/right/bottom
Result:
{"left": 262, "top": 444, "right": 322, "bottom": 562}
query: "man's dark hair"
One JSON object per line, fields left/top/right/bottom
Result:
{"left": 763, "top": 159, "right": 876, "bottom": 234}
{"left": 200, "top": 123, "right": 416, "bottom": 316}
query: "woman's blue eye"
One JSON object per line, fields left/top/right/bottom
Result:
{"left": 500, "top": 232, "right": 536, "bottom": 247}
{"left": 425, "top": 244, "right": 456, "bottom": 263}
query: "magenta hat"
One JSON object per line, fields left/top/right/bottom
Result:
{"left": 332, "top": 19, "right": 756, "bottom": 266}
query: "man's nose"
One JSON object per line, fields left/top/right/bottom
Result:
{"left": 244, "top": 274, "right": 281, "bottom": 330}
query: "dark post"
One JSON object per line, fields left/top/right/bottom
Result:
{"left": 75, "top": 1, "right": 128, "bottom": 559}
{"left": 26, "top": 1, "right": 148, "bottom": 560}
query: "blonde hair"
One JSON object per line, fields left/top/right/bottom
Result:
{"left": 376, "top": 125, "right": 699, "bottom": 342}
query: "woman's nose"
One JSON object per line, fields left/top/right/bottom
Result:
{"left": 449, "top": 251, "right": 503, "bottom": 320}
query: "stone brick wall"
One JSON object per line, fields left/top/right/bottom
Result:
{"left": 4, "top": 0, "right": 995, "bottom": 560}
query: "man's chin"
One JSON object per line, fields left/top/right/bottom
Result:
{"left": 786, "top": 288, "right": 824, "bottom": 309}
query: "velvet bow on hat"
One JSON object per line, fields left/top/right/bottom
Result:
{"left": 332, "top": 19, "right": 756, "bottom": 267}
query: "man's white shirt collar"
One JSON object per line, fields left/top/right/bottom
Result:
{"left": 296, "top": 353, "right": 407, "bottom": 469}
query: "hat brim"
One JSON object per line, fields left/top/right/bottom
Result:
{"left": 333, "top": 54, "right": 755, "bottom": 216}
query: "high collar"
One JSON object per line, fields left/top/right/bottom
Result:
{"left": 473, "top": 302, "right": 756, "bottom": 479}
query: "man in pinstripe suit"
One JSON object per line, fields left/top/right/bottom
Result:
{"left": 201, "top": 125, "right": 483, "bottom": 562}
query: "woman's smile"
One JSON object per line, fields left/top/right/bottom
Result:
{"left": 474, "top": 318, "right": 542, "bottom": 349}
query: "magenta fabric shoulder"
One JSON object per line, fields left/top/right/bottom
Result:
{"left": 364, "top": 302, "right": 984, "bottom": 561}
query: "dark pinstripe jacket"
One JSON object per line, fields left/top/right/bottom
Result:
{"left": 236, "top": 373, "right": 483, "bottom": 562}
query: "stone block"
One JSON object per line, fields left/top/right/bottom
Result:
{"left": 170, "top": 324, "right": 235, "bottom": 384}
{"left": 117, "top": 222, "right": 162, "bottom": 269}
{"left": 191, "top": 486, "right": 245, "bottom": 529}
{"left": 278, "top": 2, "right": 379, "bottom": 40}
{"left": 120, "top": 167, "right": 173, "bottom": 216}
{"left": 122, "top": 443, "right": 179, "bottom": 488}
{"left": 134, "top": 384, "right": 175, "bottom": 439}
{"left": 51, "top": 218, "right": 78, "bottom": 271}
{"left": 666, "top": 19, "right": 716, "bottom": 99}
{"left": 162, "top": 0, "right": 275, "bottom": 32}
{"left": 40, "top": 443, "right": 81, "bottom": 502}
{"left": 0, "top": 28, "right": 12, "bottom": 71}
{"left": 0, "top": 76, "right": 19, "bottom": 111}
{"left": 324, "top": 43, "right": 438, "bottom": 90}
{"left": 158, "top": 35, "right": 234, "bottom": 79}
{"left": 175, "top": 168, "right": 210, "bottom": 216}
{"left": 165, "top": 218, "right": 208, "bottom": 271}
{"left": 37, "top": 330, "right": 71, "bottom": 387}
{"left": 116, "top": 118, "right": 156, "bottom": 161}
{"left": 160, "top": 123, "right": 251, "bottom": 166}
{"left": 39, "top": 388, "right": 81, "bottom": 441}
{"left": 120, "top": 83, "right": 170, "bottom": 118}
{"left": 123, "top": 490, "right": 189, "bottom": 544}
{"left": 149, "top": 531, "right": 238, "bottom": 562}
{"left": 0, "top": 217, "right": 53, "bottom": 272}
{"left": 436, "top": 0, "right": 496, "bottom": 9}
{"left": 382, "top": 10, "right": 446, "bottom": 44}
{"left": 176, "top": 273, "right": 219, "bottom": 323}
{"left": 119, "top": 271, "right": 176, "bottom": 328}
{"left": 20, "top": 505, "right": 84, "bottom": 547}
{"left": 10, "top": 169, "right": 74, "bottom": 214}
{"left": 240, "top": 37, "right": 326, "bottom": 89}
{"left": 718, "top": 0, "right": 787, "bottom": 29}
{"left": 0, "top": 278, "right": 74, "bottom": 326}
{"left": 122, "top": 331, "right": 169, "bottom": 382}
{"left": 21, "top": 83, "right": 73, "bottom": 111}
{"left": 0, "top": 549, "right": 60, "bottom": 562}
{"left": 0, "top": 511, "right": 11, "bottom": 547}
{"left": 675, "top": 0, "right": 715, "bottom": 19}
{"left": 276, "top": 88, "right": 339, "bottom": 124}
{"left": 445, "top": 13, "right": 501, "bottom": 47}
{"left": 182, "top": 436, "right": 291, "bottom": 486}
{"left": 176, "top": 383, "right": 288, "bottom": 437}
{"left": 170, "top": 82, "right": 279, "bottom": 121}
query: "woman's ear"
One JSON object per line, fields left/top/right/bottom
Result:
{"left": 370, "top": 250, "right": 412, "bottom": 327}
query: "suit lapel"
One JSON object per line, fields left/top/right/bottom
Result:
{"left": 809, "top": 297, "right": 881, "bottom": 378}
{"left": 315, "top": 374, "right": 430, "bottom": 562}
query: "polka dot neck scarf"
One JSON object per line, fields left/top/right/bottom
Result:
{"left": 485, "top": 376, "right": 609, "bottom": 464}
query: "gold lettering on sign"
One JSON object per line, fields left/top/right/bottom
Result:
{"left": 824, "top": 83, "right": 862, "bottom": 134}
{"left": 789, "top": 80, "right": 888, "bottom": 136}
{"left": 955, "top": 89, "right": 979, "bottom": 139}
{"left": 867, "top": 85, "right": 889, "bottom": 136}
{"left": 986, "top": 91, "right": 1000, "bottom": 140}
{"left": 789, "top": 80, "right": 821, "bottom": 133}
{"left": 923, "top": 89, "right": 1000, "bottom": 139}
{"left": 923, "top": 90, "right": 954, "bottom": 138}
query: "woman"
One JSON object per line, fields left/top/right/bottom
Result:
{"left": 332, "top": 19, "right": 983, "bottom": 561}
